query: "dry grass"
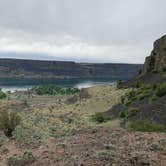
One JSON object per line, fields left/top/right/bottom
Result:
{"left": 0, "top": 85, "right": 165, "bottom": 165}
{"left": 16, "top": 85, "right": 127, "bottom": 139}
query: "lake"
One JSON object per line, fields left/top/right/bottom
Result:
{"left": 0, "top": 77, "right": 126, "bottom": 92}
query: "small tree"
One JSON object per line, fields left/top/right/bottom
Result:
{"left": 117, "top": 80, "right": 124, "bottom": 89}
{"left": 0, "top": 109, "right": 21, "bottom": 137}
{"left": 0, "top": 89, "right": 7, "bottom": 99}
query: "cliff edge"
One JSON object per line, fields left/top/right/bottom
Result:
{"left": 143, "top": 35, "right": 166, "bottom": 73}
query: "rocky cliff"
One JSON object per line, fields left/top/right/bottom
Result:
{"left": 105, "top": 35, "right": 166, "bottom": 128}
{"left": 0, "top": 59, "right": 142, "bottom": 79}
{"left": 143, "top": 35, "right": 166, "bottom": 73}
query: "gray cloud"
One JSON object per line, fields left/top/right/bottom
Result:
{"left": 0, "top": 0, "right": 165, "bottom": 63}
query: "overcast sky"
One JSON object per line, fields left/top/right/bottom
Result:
{"left": 0, "top": 0, "right": 165, "bottom": 63}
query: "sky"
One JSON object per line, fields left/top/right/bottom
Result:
{"left": 0, "top": 0, "right": 165, "bottom": 64}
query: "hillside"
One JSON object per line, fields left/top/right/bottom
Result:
{"left": 0, "top": 36, "right": 165, "bottom": 165}
{"left": 105, "top": 35, "right": 166, "bottom": 128}
{"left": 0, "top": 85, "right": 165, "bottom": 165}
{"left": 0, "top": 58, "right": 142, "bottom": 79}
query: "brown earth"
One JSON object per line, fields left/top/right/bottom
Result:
{"left": 0, "top": 127, "right": 166, "bottom": 166}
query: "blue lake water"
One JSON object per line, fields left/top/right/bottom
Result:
{"left": 0, "top": 77, "right": 126, "bottom": 92}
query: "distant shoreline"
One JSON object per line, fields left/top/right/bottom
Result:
{"left": 1, "top": 80, "right": 115, "bottom": 92}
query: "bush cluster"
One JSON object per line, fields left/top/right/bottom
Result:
{"left": 7, "top": 151, "right": 35, "bottom": 166}
{"left": 117, "top": 80, "right": 124, "bottom": 89}
{"left": 155, "top": 83, "right": 166, "bottom": 97}
{"left": 0, "top": 89, "right": 7, "bottom": 99}
{"left": 128, "top": 120, "right": 166, "bottom": 132}
{"left": 120, "top": 108, "right": 138, "bottom": 119}
{"left": 162, "top": 67, "right": 166, "bottom": 72}
{"left": 0, "top": 109, "right": 21, "bottom": 137}
{"left": 92, "top": 112, "right": 112, "bottom": 123}
{"left": 120, "top": 82, "right": 166, "bottom": 106}
{"left": 32, "top": 85, "right": 80, "bottom": 95}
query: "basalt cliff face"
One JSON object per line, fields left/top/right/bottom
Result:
{"left": 106, "top": 35, "right": 166, "bottom": 127}
{"left": 143, "top": 35, "right": 166, "bottom": 73}
{"left": 0, "top": 59, "right": 142, "bottom": 79}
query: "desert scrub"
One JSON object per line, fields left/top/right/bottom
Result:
{"left": 155, "top": 82, "right": 166, "bottom": 97}
{"left": 162, "top": 67, "right": 166, "bottom": 72}
{"left": 32, "top": 85, "right": 80, "bottom": 96}
{"left": 13, "top": 126, "right": 43, "bottom": 147}
{"left": 0, "top": 109, "right": 21, "bottom": 137}
{"left": 95, "top": 150, "right": 115, "bottom": 160}
{"left": 117, "top": 80, "right": 125, "bottom": 89}
{"left": 126, "top": 108, "right": 138, "bottom": 118}
{"left": 0, "top": 146, "right": 9, "bottom": 155}
{"left": 119, "top": 111, "right": 126, "bottom": 118}
{"left": 0, "top": 89, "right": 7, "bottom": 99}
{"left": 121, "top": 90, "right": 138, "bottom": 105}
{"left": 119, "top": 108, "right": 138, "bottom": 119}
{"left": 91, "top": 112, "right": 112, "bottom": 123}
{"left": 120, "top": 83, "right": 166, "bottom": 106}
{"left": 149, "top": 95, "right": 158, "bottom": 102}
{"left": 127, "top": 120, "right": 166, "bottom": 132}
{"left": 134, "top": 80, "right": 143, "bottom": 88}
{"left": 0, "top": 135, "right": 8, "bottom": 146}
{"left": 6, "top": 151, "right": 36, "bottom": 166}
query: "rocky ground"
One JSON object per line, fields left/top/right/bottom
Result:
{"left": 0, "top": 127, "right": 166, "bottom": 166}
{"left": 0, "top": 85, "right": 165, "bottom": 166}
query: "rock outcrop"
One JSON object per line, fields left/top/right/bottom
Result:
{"left": 143, "top": 35, "right": 166, "bottom": 73}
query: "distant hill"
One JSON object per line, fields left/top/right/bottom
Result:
{"left": 0, "top": 58, "right": 142, "bottom": 79}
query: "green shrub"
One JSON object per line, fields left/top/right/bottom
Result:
{"left": 12, "top": 126, "right": 41, "bottom": 146}
{"left": 162, "top": 67, "right": 166, "bottom": 72}
{"left": 128, "top": 120, "right": 166, "bottom": 132}
{"left": 119, "top": 111, "right": 126, "bottom": 118}
{"left": 127, "top": 90, "right": 137, "bottom": 98}
{"left": 138, "top": 69, "right": 142, "bottom": 75}
{"left": 119, "top": 108, "right": 138, "bottom": 119}
{"left": 0, "top": 89, "right": 7, "bottom": 99}
{"left": 121, "top": 83, "right": 166, "bottom": 106}
{"left": 117, "top": 80, "right": 124, "bottom": 89}
{"left": 152, "top": 84, "right": 157, "bottom": 90}
{"left": 32, "top": 85, "right": 80, "bottom": 96}
{"left": 6, "top": 152, "right": 35, "bottom": 166}
{"left": 126, "top": 108, "right": 138, "bottom": 118}
{"left": 124, "top": 100, "right": 133, "bottom": 106}
{"left": 122, "top": 90, "right": 138, "bottom": 105}
{"left": 120, "top": 96, "right": 125, "bottom": 104}
{"left": 92, "top": 113, "right": 112, "bottom": 123}
{"left": 155, "top": 83, "right": 166, "bottom": 97}
{"left": 149, "top": 96, "right": 158, "bottom": 102}
{"left": 0, "top": 109, "right": 21, "bottom": 137}
{"left": 95, "top": 150, "right": 114, "bottom": 160}
{"left": 92, "top": 113, "right": 105, "bottom": 123}
{"left": 134, "top": 81, "right": 143, "bottom": 88}
{"left": 137, "top": 90, "right": 150, "bottom": 100}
